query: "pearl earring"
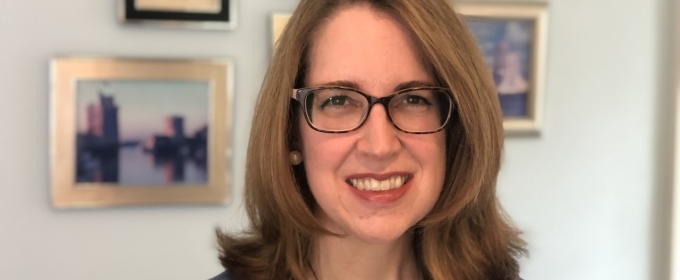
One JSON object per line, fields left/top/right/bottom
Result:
{"left": 290, "top": 151, "right": 302, "bottom": 165}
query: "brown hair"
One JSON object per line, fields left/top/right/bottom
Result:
{"left": 217, "top": 0, "right": 527, "bottom": 279}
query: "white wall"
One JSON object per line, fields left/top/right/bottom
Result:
{"left": 498, "top": 0, "right": 674, "bottom": 279}
{"left": 0, "top": 0, "right": 673, "bottom": 279}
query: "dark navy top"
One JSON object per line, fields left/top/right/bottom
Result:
{"left": 209, "top": 271, "right": 233, "bottom": 280}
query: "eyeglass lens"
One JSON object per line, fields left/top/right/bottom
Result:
{"left": 304, "top": 88, "right": 451, "bottom": 133}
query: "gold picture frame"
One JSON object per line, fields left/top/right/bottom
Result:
{"left": 270, "top": 2, "right": 549, "bottom": 136}
{"left": 672, "top": 0, "right": 680, "bottom": 276}
{"left": 50, "top": 57, "right": 233, "bottom": 208}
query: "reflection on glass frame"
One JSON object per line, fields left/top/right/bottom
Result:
{"left": 458, "top": 2, "right": 549, "bottom": 135}
{"left": 50, "top": 57, "right": 233, "bottom": 208}
{"left": 119, "top": 0, "right": 237, "bottom": 30}
{"left": 271, "top": 3, "right": 548, "bottom": 136}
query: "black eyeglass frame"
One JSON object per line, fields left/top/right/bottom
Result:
{"left": 291, "top": 86, "right": 454, "bottom": 134}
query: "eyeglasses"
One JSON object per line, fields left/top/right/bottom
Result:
{"left": 291, "top": 86, "right": 454, "bottom": 134}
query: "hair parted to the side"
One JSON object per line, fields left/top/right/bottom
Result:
{"left": 217, "top": 0, "right": 527, "bottom": 279}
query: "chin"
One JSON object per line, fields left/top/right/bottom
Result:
{"left": 348, "top": 222, "right": 413, "bottom": 244}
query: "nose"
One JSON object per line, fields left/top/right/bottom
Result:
{"left": 356, "top": 104, "right": 401, "bottom": 160}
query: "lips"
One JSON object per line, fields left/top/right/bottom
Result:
{"left": 345, "top": 173, "right": 413, "bottom": 204}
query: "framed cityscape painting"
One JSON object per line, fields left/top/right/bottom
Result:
{"left": 119, "top": 0, "right": 237, "bottom": 30}
{"left": 50, "top": 57, "right": 233, "bottom": 208}
{"left": 457, "top": 2, "right": 549, "bottom": 135}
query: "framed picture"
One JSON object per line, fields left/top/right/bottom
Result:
{"left": 272, "top": 14, "right": 291, "bottom": 49}
{"left": 672, "top": 0, "right": 680, "bottom": 276}
{"left": 50, "top": 57, "right": 233, "bottom": 208}
{"left": 457, "top": 2, "right": 549, "bottom": 135}
{"left": 118, "top": 0, "right": 237, "bottom": 30}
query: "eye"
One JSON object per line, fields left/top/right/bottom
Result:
{"left": 322, "top": 96, "right": 349, "bottom": 107}
{"left": 403, "top": 95, "right": 432, "bottom": 106}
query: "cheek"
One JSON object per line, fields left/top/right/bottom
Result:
{"left": 299, "top": 120, "right": 341, "bottom": 185}
{"left": 300, "top": 118, "right": 322, "bottom": 166}
{"left": 412, "top": 131, "right": 446, "bottom": 168}
{"left": 416, "top": 132, "right": 447, "bottom": 200}
{"left": 299, "top": 125, "right": 345, "bottom": 214}
{"left": 299, "top": 113, "right": 355, "bottom": 168}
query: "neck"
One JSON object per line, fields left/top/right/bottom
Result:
{"left": 308, "top": 230, "right": 421, "bottom": 280}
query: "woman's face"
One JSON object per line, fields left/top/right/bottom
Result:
{"left": 301, "top": 6, "right": 446, "bottom": 244}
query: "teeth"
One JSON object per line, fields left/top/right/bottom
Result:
{"left": 348, "top": 175, "right": 409, "bottom": 191}
{"left": 370, "top": 179, "right": 380, "bottom": 191}
{"left": 380, "top": 180, "right": 390, "bottom": 191}
{"left": 357, "top": 180, "right": 365, "bottom": 190}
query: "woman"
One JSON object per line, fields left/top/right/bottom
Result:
{"left": 214, "top": 0, "right": 526, "bottom": 279}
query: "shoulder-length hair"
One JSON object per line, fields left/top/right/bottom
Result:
{"left": 217, "top": 0, "right": 526, "bottom": 279}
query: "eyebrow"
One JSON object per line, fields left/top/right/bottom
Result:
{"left": 317, "top": 80, "right": 438, "bottom": 92}
{"left": 394, "top": 80, "right": 438, "bottom": 91}
{"left": 319, "top": 80, "right": 361, "bottom": 89}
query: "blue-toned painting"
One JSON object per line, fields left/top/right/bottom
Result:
{"left": 75, "top": 80, "right": 209, "bottom": 186}
{"left": 467, "top": 19, "right": 533, "bottom": 118}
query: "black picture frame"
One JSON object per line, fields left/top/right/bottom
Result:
{"left": 119, "top": 0, "right": 237, "bottom": 30}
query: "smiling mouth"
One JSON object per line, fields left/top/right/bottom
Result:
{"left": 346, "top": 175, "right": 412, "bottom": 191}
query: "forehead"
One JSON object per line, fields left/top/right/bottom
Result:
{"left": 306, "top": 5, "right": 433, "bottom": 94}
